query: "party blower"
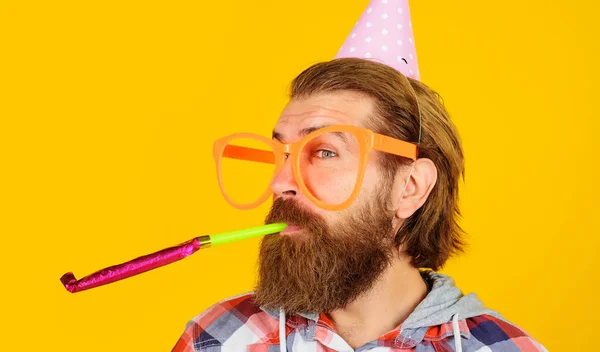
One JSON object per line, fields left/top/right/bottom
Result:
{"left": 60, "top": 223, "right": 287, "bottom": 293}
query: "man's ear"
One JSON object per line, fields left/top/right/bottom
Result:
{"left": 390, "top": 158, "right": 437, "bottom": 219}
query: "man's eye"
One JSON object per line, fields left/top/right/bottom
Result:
{"left": 315, "top": 150, "right": 337, "bottom": 159}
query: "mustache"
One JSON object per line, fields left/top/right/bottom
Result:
{"left": 264, "top": 198, "right": 328, "bottom": 235}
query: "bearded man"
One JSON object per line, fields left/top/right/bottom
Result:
{"left": 172, "top": 58, "right": 546, "bottom": 352}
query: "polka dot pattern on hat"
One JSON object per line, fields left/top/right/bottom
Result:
{"left": 335, "top": 0, "right": 420, "bottom": 80}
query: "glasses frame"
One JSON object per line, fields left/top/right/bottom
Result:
{"left": 213, "top": 124, "right": 418, "bottom": 211}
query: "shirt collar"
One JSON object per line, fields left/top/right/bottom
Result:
{"left": 257, "top": 270, "right": 472, "bottom": 346}
{"left": 259, "top": 305, "right": 319, "bottom": 325}
{"left": 259, "top": 305, "right": 471, "bottom": 348}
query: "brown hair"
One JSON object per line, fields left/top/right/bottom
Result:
{"left": 289, "top": 57, "right": 465, "bottom": 270}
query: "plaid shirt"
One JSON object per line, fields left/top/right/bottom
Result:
{"left": 172, "top": 292, "right": 546, "bottom": 352}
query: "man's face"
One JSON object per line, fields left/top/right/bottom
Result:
{"left": 254, "top": 91, "right": 400, "bottom": 314}
{"left": 271, "top": 91, "right": 387, "bottom": 224}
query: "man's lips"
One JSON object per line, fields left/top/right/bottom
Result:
{"left": 280, "top": 224, "right": 303, "bottom": 235}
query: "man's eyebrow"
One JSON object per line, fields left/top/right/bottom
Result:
{"left": 271, "top": 125, "right": 353, "bottom": 150}
{"left": 272, "top": 125, "right": 328, "bottom": 141}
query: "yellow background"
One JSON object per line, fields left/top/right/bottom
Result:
{"left": 1, "top": 0, "right": 598, "bottom": 350}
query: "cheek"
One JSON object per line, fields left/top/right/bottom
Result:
{"left": 359, "top": 164, "right": 383, "bottom": 195}
{"left": 303, "top": 167, "right": 359, "bottom": 205}
{"left": 302, "top": 161, "right": 383, "bottom": 206}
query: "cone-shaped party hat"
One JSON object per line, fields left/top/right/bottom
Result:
{"left": 335, "top": 0, "right": 420, "bottom": 80}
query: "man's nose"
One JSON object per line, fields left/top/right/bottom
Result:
{"left": 270, "top": 156, "right": 298, "bottom": 200}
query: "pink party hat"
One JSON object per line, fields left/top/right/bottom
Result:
{"left": 335, "top": 0, "right": 420, "bottom": 80}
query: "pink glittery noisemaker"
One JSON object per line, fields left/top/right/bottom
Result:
{"left": 60, "top": 223, "right": 287, "bottom": 293}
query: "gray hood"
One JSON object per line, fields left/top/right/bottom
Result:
{"left": 401, "top": 270, "right": 502, "bottom": 329}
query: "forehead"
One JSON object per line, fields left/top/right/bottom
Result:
{"left": 273, "top": 91, "right": 375, "bottom": 141}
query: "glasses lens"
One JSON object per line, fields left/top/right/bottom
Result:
{"left": 220, "top": 138, "right": 275, "bottom": 206}
{"left": 299, "top": 131, "right": 361, "bottom": 207}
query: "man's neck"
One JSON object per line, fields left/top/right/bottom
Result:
{"left": 326, "top": 258, "right": 428, "bottom": 349}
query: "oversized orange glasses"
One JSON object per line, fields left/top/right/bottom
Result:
{"left": 213, "top": 125, "right": 418, "bottom": 211}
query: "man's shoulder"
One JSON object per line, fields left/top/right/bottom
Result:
{"left": 463, "top": 313, "right": 547, "bottom": 352}
{"left": 189, "top": 292, "right": 267, "bottom": 328}
{"left": 172, "top": 292, "right": 279, "bottom": 352}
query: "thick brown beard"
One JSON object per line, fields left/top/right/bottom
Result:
{"left": 255, "top": 190, "right": 397, "bottom": 315}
